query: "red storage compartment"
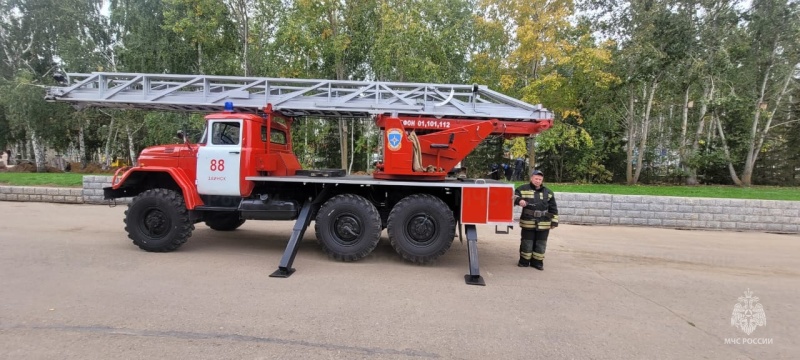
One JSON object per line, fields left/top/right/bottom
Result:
{"left": 460, "top": 187, "right": 488, "bottom": 224}
{"left": 488, "top": 186, "right": 514, "bottom": 223}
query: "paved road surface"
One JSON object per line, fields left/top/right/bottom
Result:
{"left": 0, "top": 202, "right": 798, "bottom": 359}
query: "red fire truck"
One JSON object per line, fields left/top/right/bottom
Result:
{"left": 46, "top": 72, "right": 553, "bottom": 285}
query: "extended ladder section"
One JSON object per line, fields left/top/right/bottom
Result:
{"left": 45, "top": 72, "right": 553, "bottom": 121}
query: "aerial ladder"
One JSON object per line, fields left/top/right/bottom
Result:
{"left": 46, "top": 72, "right": 554, "bottom": 286}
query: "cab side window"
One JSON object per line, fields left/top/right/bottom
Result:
{"left": 211, "top": 122, "right": 240, "bottom": 145}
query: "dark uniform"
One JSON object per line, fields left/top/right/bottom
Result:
{"left": 513, "top": 172, "right": 558, "bottom": 270}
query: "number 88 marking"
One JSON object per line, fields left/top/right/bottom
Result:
{"left": 210, "top": 159, "right": 225, "bottom": 171}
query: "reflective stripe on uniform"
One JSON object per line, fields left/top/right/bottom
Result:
{"left": 520, "top": 252, "right": 532, "bottom": 260}
{"left": 519, "top": 190, "right": 535, "bottom": 197}
{"left": 520, "top": 220, "right": 536, "bottom": 229}
{"left": 532, "top": 252, "right": 545, "bottom": 260}
{"left": 520, "top": 220, "right": 556, "bottom": 230}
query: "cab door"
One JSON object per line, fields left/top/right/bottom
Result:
{"left": 196, "top": 120, "right": 242, "bottom": 196}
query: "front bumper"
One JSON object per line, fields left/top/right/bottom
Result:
{"left": 103, "top": 186, "right": 138, "bottom": 200}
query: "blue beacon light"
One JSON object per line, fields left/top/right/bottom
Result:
{"left": 224, "top": 101, "right": 234, "bottom": 112}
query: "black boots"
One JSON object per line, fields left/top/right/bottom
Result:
{"left": 531, "top": 259, "right": 543, "bottom": 270}
{"left": 517, "top": 257, "right": 530, "bottom": 267}
{"left": 519, "top": 257, "right": 544, "bottom": 270}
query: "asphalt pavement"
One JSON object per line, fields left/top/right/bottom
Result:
{"left": 0, "top": 202, "right": 797, "bottom": 359}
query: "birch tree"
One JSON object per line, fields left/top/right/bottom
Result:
{"left": 739, "top": 1, "right": 799, "bottom": 185}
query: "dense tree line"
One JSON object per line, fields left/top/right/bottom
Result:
{"left": 0, "top": 0, "right": 797, "bottom": 185}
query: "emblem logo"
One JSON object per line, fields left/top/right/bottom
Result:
{"left": 731, "top": 289, "right": 766, "bottom": 335}
{"left": 387, "top": 129, "right": 403, "bottom": 151}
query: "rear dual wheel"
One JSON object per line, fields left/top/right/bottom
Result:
{"left": 314, "top": 193, "right": 456, "bottom": 264}
{"left": 387, "top": 194, "right": 455, "bottom": 264}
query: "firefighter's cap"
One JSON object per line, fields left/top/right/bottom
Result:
{"left": 530, "top": 170, "right": 544, "bottom": 177}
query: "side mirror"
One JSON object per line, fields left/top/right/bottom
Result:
{"left": 176, "top": 130, "right": 186, "bottom": 142}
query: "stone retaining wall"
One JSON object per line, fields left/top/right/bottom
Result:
{"left": 82, "top": 175, "right": 132, "bottom": 205}
{"left": 1, "top": 176, "right": 798, "bottom": 234}
{"left": 0, "top": 185, "right": 83, "bottom": 204}
{"left": 512, "top": 193, "right": 800, "bottom": 233}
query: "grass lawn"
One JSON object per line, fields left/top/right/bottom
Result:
{"left": 1, "top": 172, "right": 798, "bottom": 201}
{"left": 510, "top": 182, "right": 800, "bottom": 201}
{"left": 0, "top": 173, "right": 90, "bottom": 187}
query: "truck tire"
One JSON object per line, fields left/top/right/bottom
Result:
{"left": 387, "top": 194, "right": 455, "bottom": 264}
{"left": 204, "top": 212, "right": 246, "bottom": 231}
{"left": 124, "top": 188, "right": 194, "bottom": 252}
{"left": 314, "top": 194, "right": 382, "bottom": 262}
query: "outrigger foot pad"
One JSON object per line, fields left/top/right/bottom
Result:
{"left": 464, "top": 274, "right": 486, "bottom": 286}
{"left": 269, "top": 267, "right": 296, "bottom": 278}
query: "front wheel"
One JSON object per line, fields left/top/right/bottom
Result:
{"left": 387, "top": 194, "right": 455, "bottom": 264}
{"left": 124, "top": 188, "right": 194, "bottom": 252}
{"left": 314, "top": 194, "right": 382, "bottom": 261}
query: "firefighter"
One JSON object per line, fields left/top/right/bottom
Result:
{"left": 513, "top": 170, "right": 558, "bottom": 270}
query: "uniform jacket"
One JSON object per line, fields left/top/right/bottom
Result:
{"left": 513, "top": 183, "right": 559, "bottom": 230}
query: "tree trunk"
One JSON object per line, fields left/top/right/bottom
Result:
{"left": 740, "top": 36, "right": 782, "bottom": 187}
{"left": 329, "top": 7, "right": 349, "bottom": 172}
{"left": 329, "top": 7, "right": 345, "bottom": 81}
{"left": 742, "top": 93, "right": 768, "bottom": 185}
{"left": 625, "top": 89, "right": 636, "bottom": 184}
{"left": 78, "top": 122, "right": 87, "bottom": 165}
{"left": 742, "top": 67, "right": 793, "bottom": 186}
{"left": 365, "top": 121, "right": 370, "bottom": 169}
{"left": 228, "top": 0, "right": 250, "bottom": 76}
{"left": 26, "top": 138, "right": 32, "bottom": 162}
{"left": 679, "top": 86, "right": 689, "bottom": 160}
{"left": 633, "top": 79, "right": 659, "bottom": 184}
{"left": 688, "top": 79, "right": 714, "bottom": 184}
{"left": 339, "top": 120, "right": 348, "bottom": 171}
{"left": 303, "top": 120, "right": 309, "bottom": 167}
{"left": 29, "top": 128, "right": 46, "bottom": 172}
{"left": 12, "top": 143, "right": 20, "bottom": 164}
{"left": 126, "top": 124, "right": 137, "bottom": 166}
{"left": 104, "top": 117, "right": 115, "bottom": 169}
{"left": 714, "top": 112, "right": 743, "bottom": 186}
{"left": 243, "top": 3, "right": 249, "bottom": 77}
{"left": 197, "top": 43, "right": 204, "bottom": 74}
{"left": 348, "top": 121, "right": 355, "bottom": 174}
{"left": 13, "top": 143, "right": 20, "bottom": 163}
{"left": 679, "top": 86, "right": 689, "bottom": 182}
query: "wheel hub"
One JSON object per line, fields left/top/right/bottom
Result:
{"left": 142, "top": 208, "right": 170, "bottom": 238}
{"left": 407, "top": 214, "right": 436, "bottom": 244}
{"left": 333, "top": 214, "right": 362, "bottom": 243}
